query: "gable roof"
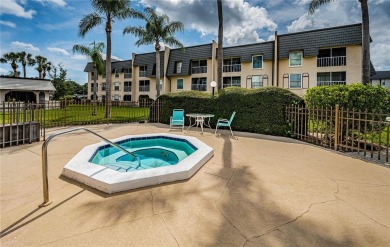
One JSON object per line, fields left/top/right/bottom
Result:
{"left": 167, "top": 44, "right": 212, "bottom": 76}
{"left": 371, "top": 71, "right": 390, "bottom": 80}
{"left": 222, "top": 41, "right": 274, "bottom": 61}
{"left": 278, "top": 23, "right": 362, "bottom": 59}
{"left": 0, "top": 77, "right": 56, "bottom": 91}
{"left": 84, "top": 60, "right": 132, "bottom": 73}
{"left": 133, "top": 52, "right": 164, "bottom": 78}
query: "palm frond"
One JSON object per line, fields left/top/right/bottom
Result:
{"left": 72, "top": 44, "right": 92, "bottom": 56}
{"left": 308, "top": 0, "right": 334, "bottom": 14}
{"left": 123, "top": 26, "right": 146, "bottom": 37}
{"left": 79, "top": 13, "right": 102, "bottom": 37}
{"left": 163, "top": 37, "right": 184, "bottom": 49}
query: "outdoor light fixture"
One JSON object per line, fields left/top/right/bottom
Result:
{"left": 210, "top": 81, "right": 217, "bottom": 97}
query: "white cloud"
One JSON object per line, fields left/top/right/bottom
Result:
{"left": 371, "top": 43, "right": 390, "bottom": 70}
{"left": 35, "top": 0, "right": 67, "bottom": 7}
{"left": 11, "top": 41, "right": 40, "bottom": 52}
{"left": 0, "top": 20, "right": 16, "bottom": 28}
{"left": 0, "top": 67, "right": 8, "bottom": 74}
{"left": 47, "top": 47, "right": 70, "bottom": 56}
{"left": 103, "top": 54, "right": 123, "bottom": 61}
{"left": 0, "top": 0, "right": 36, "bottom": 19}
{"left": 140, "top": 0, "right": 277, "bottom": 45}
{"left": 71, "top": 54, "right": 87, "bottom": 60}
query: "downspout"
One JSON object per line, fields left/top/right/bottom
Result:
{"left": 273, "top": 31, "right": 279, "bottom": 87}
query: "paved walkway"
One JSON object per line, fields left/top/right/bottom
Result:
{"left": 1, "top": 124, "right": 389, "bottom": 246}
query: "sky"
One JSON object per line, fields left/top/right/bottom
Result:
{"left": 0, "top": 0, "right": 389, "bottom": 84}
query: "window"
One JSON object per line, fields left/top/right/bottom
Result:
{"left": 114, "top": 94, "right": 120, "bottom": 101}
{"left": 139, "top": 66, "right": 147, "bottom": 77}
{"left": 191, "top": 77, "right": 207, "bottom": 91}
{"left": 175, "top": 61, "right": 182, "bottom": 74}
{"left": 289, "top": 51, "right": 302, "bottom": 67}
{"left": 124, "top": 81, "right": 131, "bottom": 92}
{"left": 114, "top": 82, "right": 120, "bottom": 91}
{"left": 101, "top": 95, "right": 106, "bottom": 102}
{"left": 289, "top": 74, "right": 302, "bottom": 88}
{"left": 223, "top": 76, "right": 241, "bottom": 88}
{"left": 251, "top": 75, "right": 263, "bottom": 88}
{"left": 91, "top": 71, "right": 95, "bottom": 77}
{"left": 139, "top": 80, "right": 150, "bottom": 91}
{"left": 123, "top": 95, "right": 131, "bottom": 101}
{"left": 101, "top": 83, "right": 106, "bottom": 91}
{"left": 317, "top": 72, "right": 346, "bottom": 86}
{"left": 382, "top": 81, "right": 386, "bottom": 86}
{"left": 252, "top": 55, "right": 263, "bottom": 69}
{"left": 114, "top": 69, "right": 119, "bottom": 78}
{"left": 191, "top": 60, "right": 207, "bottom": 74}
{"left": 223, "top": 58, "right": 241, "bottom": 72}
{"left": 90, "top": 83, "right": 98, "bottom": 92}
{"left": 177, "top": 79, "right": 183, "bottom": 90}
{"left": 124, "top": 68, "right": 132, "bottom": 78}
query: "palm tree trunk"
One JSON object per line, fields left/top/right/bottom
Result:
{"left": 93, "top": 64, "right": 97, "bottom": 116}
{"left": 360, "top": 0, "right": 370, "bottom": 85}
{"left": 38, "top": 68, "right": 42, "bottom": 79}
{"left": 22, "top": 62, "right": 27, "bottom": 78}
{"left": 12, "top": 62, "right": 18, "bottom": 77}
{"left": 217, "top": 0, "right": 223, "bottom": 90}
{"left": 155, "top": 45, "right": 161, "bottom": 97}
{"left": 105, "top": 17, "right": 112, "bottom": 118}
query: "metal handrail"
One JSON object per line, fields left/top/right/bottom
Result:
{"left": 40, "top": 127, "right": 140, "bottom": 207}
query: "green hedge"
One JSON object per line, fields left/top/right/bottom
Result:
{"left": 305, "top": 84, "right": 390, "bottom": 113}
{"left": 158, "top": 87, "right": 303, "bottom": 136}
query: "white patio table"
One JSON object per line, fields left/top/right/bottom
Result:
{"left": 186, "top": 113, "right": 215, "bottom": 134}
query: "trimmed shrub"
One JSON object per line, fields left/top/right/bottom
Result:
{"left": 157, "top": 87, "right": 303, "bottom": 136}
{"left": 305, "top": 84, "right": 390, "bottom": 113}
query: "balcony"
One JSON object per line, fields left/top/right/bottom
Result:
{"left": 317, "top": 56, "right": 346, "bottom": 67}
{"left": 191, "top": 85, "right": 207, "bottom": 91}
{"left": 191, "top": 66, "right": 207, "bottom": 74}
{"left": 317, "top": 81, "right": 346, "bottom": 86}
{"left": 139, "top": 71, "right": 146, "bottom": 77}
{"left": 124, "top": 86, "right": 131, "bottom": 92}
{"left": 223, "top": 64, "right": 241, "bottom": 73}
{"left": 124, "top": 73, "right": 132, "bottom": 79}
{"left": 139, "top": 86, "right": 150, "bottom": 92}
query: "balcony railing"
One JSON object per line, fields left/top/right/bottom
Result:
{"left": 191, "top": 84, "right": 207, "bottom": 91}
{"left": 139, "top": 71, "right": 146, "bottom": 77}
{"left": 191, "top": 66, "right": 207, "bottom": 74}
{"left": 317, "top": 81, "right": 346, "bottom": 86}
{"left": 124, "top": 86, "right": 131, "bottom": 92}
{"left": 223, "top": 64, "right": 241, "bottom": 72}
{"left": 317, "top": 56, "right": 346, "bottom": 67}
{"left": 124, "top": 73, "right": 132, "bottom": 79}
{"left": 139, "top": 86, "right": 150, "bottom": 92}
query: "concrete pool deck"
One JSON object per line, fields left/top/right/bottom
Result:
{"left": 1, "top": 123, "right": 389, "bottom": 246}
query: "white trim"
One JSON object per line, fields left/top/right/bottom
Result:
{"left": 289, "top": 73, "right": 302, "bottom": 89}
{"left": 289, "top": 51, "right": 303, "bottom": 67}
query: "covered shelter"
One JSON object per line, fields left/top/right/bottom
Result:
{"left": 0, "top": 76, "right": 56, "bottom": 103}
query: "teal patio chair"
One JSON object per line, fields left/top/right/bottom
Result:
{"left": 215, "top": 111, "right": 236, "bottom": 137}
{"left": 170, "top": 109, "right": 185, "bottom": 131}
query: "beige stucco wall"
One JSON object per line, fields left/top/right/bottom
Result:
{"left": 237, "top": 60, "right": 273, "bottom": 88}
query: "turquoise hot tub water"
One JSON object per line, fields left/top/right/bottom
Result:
{"left": 90, "top": 136, "right": 197, "bottom": 173}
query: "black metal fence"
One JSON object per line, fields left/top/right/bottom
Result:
{"left": 1, "top": 100, "right": 165, "bottom": 148}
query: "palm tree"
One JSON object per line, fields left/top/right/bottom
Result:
{"left": 35, "top": 55, "right": 49, "bottom": 79}
{"left": 73, "top": 42, "right": 105, "bottom": 115}
{"left": 309, "top": 0, "right": 370, "bottom": 84}
{"left": 79, "top": 0, "right": 135, "bottom": 118}
{"left": 217, "top": 0, "right": 223, "bottom": 90}
{"left": 0, "top": 52, "right": 19, "bottom": 77}
{"left": 17, "top": 51, "right": 35, "bottom": 78}
{"left": 42, "top": 61, "right": 52, "bottom": 79}
{"left": 123, "top": 7, "right": 184, "bottom": 97}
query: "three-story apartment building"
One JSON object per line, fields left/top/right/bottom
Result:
{"left": 84, "top": 23, "right": 370, "bottom": 100}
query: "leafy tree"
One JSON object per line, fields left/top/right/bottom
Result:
{"left": 49, "top": 64, "right": 69, "bottom": 100}
{"left": 217, "top": 0, "right": 223, "bottom": 90}
{"left": 17, "top": 51, "right": 35, "bottom": 78}
{"left": 79, "top": 0, "right": 136, "bottom": 118}
{"left": 0, "top": 52, "right": 19, "bottom": 77}
{"left": 42, "top": 61, "right": 52, "bottom": 79}
{"left": 309, "top": 0, "right": 370, "bottom": 84}
{"left": 123, "top": 7, "right": 184, "bottom": 97}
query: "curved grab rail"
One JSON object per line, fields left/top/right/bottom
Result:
{"left": 40, "top": 127, "right": 140, "bottom": 207}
